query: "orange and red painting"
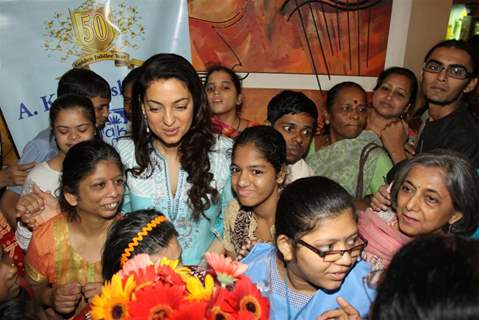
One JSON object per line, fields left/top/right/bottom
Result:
{"left": 188, "top": 0, "right": 393, "bottom": 76}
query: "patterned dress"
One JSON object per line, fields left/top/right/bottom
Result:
{"left": 115, "top": 135, "right": 233, "bottom": 265}
{"left": 223, "top": 199, "right": 275, "bottom": 258}
{"left": 25, "top": 214, "right": 103, "bottom": 317}
{"left": 306, "top": 130, "right": 392, "bottom": 197}
{"left": 211, "top": 116, "right": 257, "bottom": 139}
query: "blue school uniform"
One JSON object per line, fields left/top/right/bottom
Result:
{"left": 242, "top": 243, "right": 375, "bottom": 320}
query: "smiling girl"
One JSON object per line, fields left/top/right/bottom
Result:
{"left": 243, "top": 176, "right": 374, "bottom": 319}
{"left": 25, "top": 140, "right": 124, "bottom": 318}
{"left": 223, "top": 126, "right": 286, "bottom": 259}
{"left": 16, "top": 94, "right": 97, "bottom": 249}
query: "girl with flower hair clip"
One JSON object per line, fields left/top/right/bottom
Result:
{"left": 242, "top": 176, "right": 375, "bottom": 319}
{"left": 101, "top": 209, "right": 182, "bottom": 280}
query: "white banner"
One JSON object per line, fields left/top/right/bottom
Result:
{"left": 0, "top": 0, "right": 191, "bottom": 152}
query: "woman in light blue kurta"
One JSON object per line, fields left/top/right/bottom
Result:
{"left": 242, "top": 177, "right": 375, "bottom": 319}
{"left": 115, "top": 54, "right": 233, "bottom": 265}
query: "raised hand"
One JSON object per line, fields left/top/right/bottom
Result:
{"left": 317, "top": 296, "right": 361, "bottom": 320}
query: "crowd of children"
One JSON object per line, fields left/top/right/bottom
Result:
{"left": 0, "top": 38, "right": 478, "bottom": 319}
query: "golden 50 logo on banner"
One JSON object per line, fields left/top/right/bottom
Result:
{"left": 0, "top": 0, "right": 190, "bottom": 151}
{"left": 43, "top": 0, "right": 143, "bottom": 68}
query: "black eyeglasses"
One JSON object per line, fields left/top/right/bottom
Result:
{"left": 296, "top": 236, "right": 367, "bottom": 262}
{"left": 422, "top": 60, "right": 473, "bottom": 80}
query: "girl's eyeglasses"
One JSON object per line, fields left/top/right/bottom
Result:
{"left": 296, "top": 236, "right": 367, "bottom": 262}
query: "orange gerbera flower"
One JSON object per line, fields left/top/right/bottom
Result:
{"left": 204, "top": 252, "right": 248, "bottom": 286}
{"left": 128, "top": 282, "right": 185, "bottom": 319}
{"left": 208, "top": 287, "right": 236, "bottom": 319}
{"left": 172, "top": 300, "right": 208, "bottom": 320}
{"left": 156, "top": 265, "right": 185, "bottom": 287}
{"left": 229, "top": 276, "right": 269, "bottom": 320}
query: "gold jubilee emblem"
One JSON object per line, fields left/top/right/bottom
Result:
{"left": 43, "top": 1, "right": 144, "bottom": 68}
{"left": 70, "top": 8, "right": 117, "bottom": 53}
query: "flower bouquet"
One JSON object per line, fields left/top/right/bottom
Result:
{"left": 90, "top": 252, "right": 269, "bottom": 320}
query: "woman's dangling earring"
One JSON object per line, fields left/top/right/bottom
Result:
{"left": 143, "top": 114, "right": 150, "bottom": 134}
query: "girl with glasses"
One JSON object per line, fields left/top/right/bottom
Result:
{"left": 242, "top": 176, "right": 374, "bottom": 319}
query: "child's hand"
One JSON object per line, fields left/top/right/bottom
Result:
{"left": 82, "top": 282, "right": 103, "bottom": 303}
{"left": 317, "top": 296, "right": 361, "bottom": 320}
{"left": 51, "top": 282, "right": 82, "bottom": 315}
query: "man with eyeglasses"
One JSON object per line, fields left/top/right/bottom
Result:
{"left": 414, "top": 39, "right": 479, "bottom": 169}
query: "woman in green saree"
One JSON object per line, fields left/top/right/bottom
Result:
{"left": 307, "top": 82, "right": 393, "bottom": 199}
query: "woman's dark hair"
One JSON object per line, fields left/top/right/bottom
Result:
{"left": 373, "top": 67, "right": 418, "bottom": 111}
{"left": 57, "top": 68, "right": 111, "bottom": 99}
{"left": 390, "top": 149, "right": 479, "bottom": 236}
{"left": 275, "top": 176, "right": 355, "bottom": 244}
{"left": 371, "top": 234, "right": 479, "bottom": 320}
{"left": 267, "top": 90, "right": 318, "bottom": 128}
{"left": 49, "top": 94, "right": 96, "bottom": 131}
{"left": 59, "top": 140, "right": 124, "bottom": 221}
{"left": 130, "top": 53, "right": 218, "bottom": 221}
{"left": 121, "top": 67, "right": 142, "bottom": 95}
{"left": 102, "top": 209, "right": 178, "bottom": 280}
{"left": 325, "top": 81, "right": 366, "bottom": 112}
{"left": 205, "top": 65, "right": 243, "bottom": 112}
{"left": 232, "top": 125, "right": 286, "bottom": 173}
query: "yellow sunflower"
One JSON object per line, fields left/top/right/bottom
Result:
{"left": 90, "top": 274, "right": 136, "bottom": 320}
